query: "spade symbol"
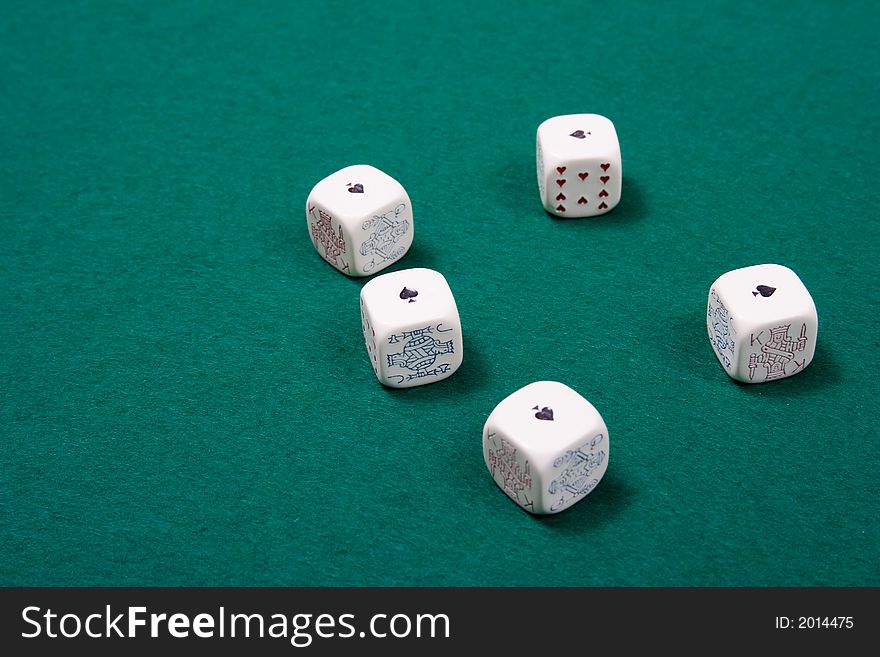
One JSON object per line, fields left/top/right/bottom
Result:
{"left": 533, "top": 406, "right": 554, "bottom": 421}
{"left": 399, "top": 287, "right": 418, "bottom": 303}
{"left": 347, "top": 183, "right": 364, "bottom": 193}
{"left": 569, "top": 130, "right": 589, "bottom": 139}
{"left": 752, "top": 285, "right": 776, "bottom": 298}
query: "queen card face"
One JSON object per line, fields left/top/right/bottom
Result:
{"left": 536, "top": 114, "right": 622, "bottom": 218}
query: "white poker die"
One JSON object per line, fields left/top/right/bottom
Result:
{"left": 306, "top": 164, "right": 413, "bottom": 277}
{"left": 536, "top": 114, "right": 622, "bottom": 218}
{"left": 483, "top": 381, "right": 609, "bottom": 514}
{"left": 359, "top": 268, "right": 463, "bottom": 388}
{"left": 707, "top": 264, "right": 818, "bottom": 383}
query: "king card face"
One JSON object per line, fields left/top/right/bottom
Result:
{"left": 744, "top": 322, "right": 812, "bottom": 382}
{"left": 707, "top": 264, "right": 818, "bottom": 383}
{"left": 307, "top": 203, "right": 350, "bottom": 273}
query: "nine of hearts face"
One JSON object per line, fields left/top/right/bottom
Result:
{"left": 306, "top": 164, "right": 413, "bottom": 276}
{"left": 536, "top": 113, "right": 622, "bottom": 218}
{"left": 483, "top": 381, "right": 609, "bottom": 514}
{"left": 305, "top": 155, "right": 818, "bottom": 514}
{"left": 360, "top": 268, "right": 463, "bottom": 388}
{"left": 707, "top": 263, "right": 818, "bottom": 383}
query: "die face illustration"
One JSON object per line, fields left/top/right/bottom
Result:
{"left": 353, "top": 201, "right": 412, "bottom": 276}
{"left": 537, "top": 114, "right": 622, "bottom": 218}
{"left": 306, "top": 164, "right": 413, "bottom": 277}
{"left": 483, "top": 381, "right": 609, "bottom": 514}
{"left": 360, "top": 268, "right": 463, "bottom": 388}
{"left": 483, "top": 428, "right": 538, "bottom": 512}
{"left": 707, "top": 264, "right": 818, "bottom": 383}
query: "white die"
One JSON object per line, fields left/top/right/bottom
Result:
{"left": 483, "top": 381, "right": 609, "bottom": 514}
{"left": 359, "top": 268, "right": 463, "bottom": 388}
{"left": 536, "top": 114, "right": 622, "bottom": 218}
{"left": 306, "top": 164, "right": 413, "bottom": 277}
{"left": 707, "top": 263, "right": 818, "bottom": 383}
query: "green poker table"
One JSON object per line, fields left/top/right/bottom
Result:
{"left": 3, "top": 0, "right": 878, "bottom": 586}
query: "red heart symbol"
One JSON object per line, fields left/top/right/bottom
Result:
{"left": 577, "top": 197, "right": 587, "bottom": 205}
{"left": 600, "top": 176, "right": 610, "bottom": 184}
{"left": 556, "top": 179, "right": 566, "bottom": 187}
{"left": 598, "top": 189, "right": 609, "bottom": 198}
{"left": 600, "top": 163, "right": 611, "bottom": 171}
{"left": 556, "top": 193, "right": 566, "bottom": 201}
{"left": 578, "top": 172, "right": 588, "bottom": 180}
{"left": 556, "top": 204, "right": 566, "bottom": 212}
{"left": 556, "top": 166, "right": 566, "bottom": 174}
{"left": 598, "top": 202, "right": 608, "bottom": 209}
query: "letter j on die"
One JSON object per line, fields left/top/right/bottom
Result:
{"left": 360, "top": 268, "right": 463, "bottom": 388}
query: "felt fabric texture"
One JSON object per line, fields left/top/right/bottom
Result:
{"left": 1, "top": 0, "right": 878, "bottom": 586}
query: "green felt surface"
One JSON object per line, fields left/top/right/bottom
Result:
{"left": 2, "top": 0, "right": 879, "bottom": 586}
